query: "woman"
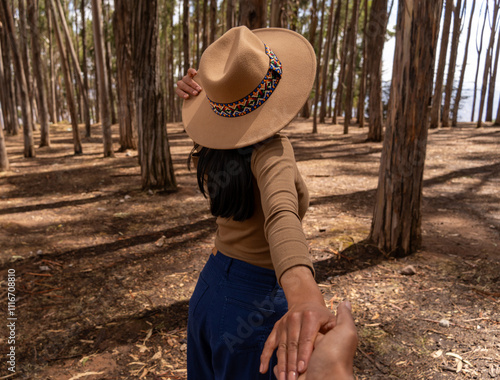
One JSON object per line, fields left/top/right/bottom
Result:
{"left": 180, "top": 26, "right": 335, "bottom": 380}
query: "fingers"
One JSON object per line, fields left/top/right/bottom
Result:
{"left": 296, "top": 311, "right": 321, "bottom": 374}
{"left": 336, "top": 301, "right": 355, "bottom": 329}
{"left": 175, "top": 68, "right": 202, "bottom": 99}
{"left": 260, "top": 324, "right": 279, "bottom": 374}
{"left": 285, "top": 313, "right": 301, "bottom": 379}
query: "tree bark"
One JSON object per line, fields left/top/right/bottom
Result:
{"left": 209, "top": 0, "right": 217, "bottom": 43}
{"left": 113, "top": 0, "right": 137, "bottom": 150}
{"left": 300, "top": 0, "right": 318, "bottom": 118}
{"left": 442, "top": 0, "right": 463, "bottom": 128}
{"left": 132, "top": 0, "right": 177, "bottom": 191}
{"left": 0, "top": 110, "right": 8, "bottom": 171}
{"left": 81, "top": 0, "right": 91, "bottom": 134}
{"left": 369, "top": 0, "right": 443, "bottom": 257}
{"left": 327, "top": 0, "right": 343, "bottom": 120}
{"left": 333, "top": 0, "right": 350, "bottom": 124}
{"left": 239, "top": 0, "right": 267, "bottom": 30}
{"left": 453, "top": 0, "right": 474, "bottom": 126}
{"left": 202, "top": 0, "right": 209, "bottom": 53}
{"left": 0, "top": 25, "right": 19, "bottom": 135}
{"left": 0, "top": 0, "right": 35, "bottom": 157}
{"left": 48, "top": 0, "right": 82, "bottom": 155}
{"left": 319, "top": 0, "right": 337, "bottom": 124}
{"left": 183, "top": 0, "right": 190, "bottom": 73}
{"left": 343, "top": 0, "right": 360, "bottom": 134}
{"left": 28, "top": 0, "right": 51, "bottom": 147}
{"left": 91, "top": 0, "right": 114, "bottom": 156}
{"left": 429, "top": 0, "right": 452, "bottom": 129}
{"left": 357, "top": 0, "right": 369, "bottom": 127}
{"left": 47, "top": 0, "right": 58, "bottom": 124}
{"left": 312, "top": 0, "right": 327, "bottom": 133}
{"left": 226, "top": 0, "right": 235, "bottom": 31}
{"left": 270, "top": 0, "right": 287, "bottom": 27}
{"left": 18, "top": 0, "right": 36, "bottom": 130}
{"left": 53, "top": 0, "right": 92, "bottom": 135}
{"left": 486, "top": 7, "right": 500, "bottom": 122}
{"left": 477, "top": 0, "right": 500, "bottom": 128}
{"left": 471, "top": 2, "right": 487, "bottom": 122}
{"left": 103, "top": 0, "right": 117, "bottom": 125}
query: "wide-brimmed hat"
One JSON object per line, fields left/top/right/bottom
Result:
{"left": 182, "top": 26, "right": 316, "bottom": 149}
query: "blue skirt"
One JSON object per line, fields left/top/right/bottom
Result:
{"left": 187, "top": 251, "right": 288, "bottom": 380}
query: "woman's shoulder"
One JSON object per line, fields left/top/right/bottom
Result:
{"left": 251, "top": 133, "right": 296, "bottom": 170}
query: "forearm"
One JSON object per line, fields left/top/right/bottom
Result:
{"left": 280, "top": 265, "right": 324, "bottom": 306}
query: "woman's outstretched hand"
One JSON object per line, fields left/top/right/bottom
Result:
{"left": 297, "top": 300, "right": 358, "bottom": 380}
{"left": 175, "top": 68, "right": 202, "bottom": 99}
{"left": 260, "top": 266, "right": 336, "bottom": 380}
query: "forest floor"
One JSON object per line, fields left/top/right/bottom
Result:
{"left": 0, "top": 118, "right": 499, "bottom": 380}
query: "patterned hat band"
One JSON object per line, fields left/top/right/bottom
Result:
{"left": 207, "top": 44, "right": 282, "bottom": 118}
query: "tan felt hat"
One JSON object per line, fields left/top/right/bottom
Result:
{"left": 182, "top": 26, "right": 316, "bottom": 149}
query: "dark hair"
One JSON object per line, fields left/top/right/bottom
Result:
{"left": 189, "top": 144, "right": 255, "bottom": 221}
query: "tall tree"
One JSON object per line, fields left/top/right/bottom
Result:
{"left": 202, "top": 0, "right": 209, "bottom": 53}
{"left": 0, "top": 24, "right": 19, "bottom": 135}
{"left": 357, "top": 0, "right": 368, "bottom": 127}
{"left": 270, "top": 0, "right": 287, "bottom": 27}
{"left": 183, "top": 0, "right": 190, "bottom": 73}
{"left": 80, "top": 0, "right": 91, "bottom": 134}
{"left": 226, "top": 0, "right": 235, "bottom": 31}
{"left": 471, "top": 2, "right": 488, "bottom": 121}
{"left": 300, "top": 0, "right": 318, "bottom": 118}
{"left": 91, "top": 0, "right": 114, "bottom": 156}
{"left": 429, "top": 0, "right": 453, "bottom": 129}
{"left": 53, "top": 0, "right": 92, "bottom": 135}
{"left": 48, "top": 0, "right": 82, "bottom": 154}
{"left": 239, "top": 0, "right": 267, "bottom": 29}
{"left": 46, "top": 0, "right": 58, "bottom": 124}
{"left": 0, "top": 0, "right": 35, "bottom": 157}
{"left": 319, "top": 0, "right": 337, "bottom": 124}
{"left": 369, "top": 0, "right": 443, "bottom": 256}
{"left": 453, "top": 0, "right": 474, "bottom": 126}
{"left": 333, "top": 0, "right": 350, "bottom": 124}
{"left": 312, "top": 0, "right": 327, "bottom": 133}
{"left": 102, "top": 0, "right": 117, "bottom": 125}
{"left": 486, "top": 4, "right": 500, "bottom": 121}
{"left": 27, "top": 0, "right": 50, "bottom": 147}
{"left": 113, "top": 0, "right": 137, "bottom": 150}
{"left": 477, "top": 0, "right": 500, "bottom": 128}
{"left": 0, "top": 109, "right": 8, "bottom": 171}
{"left": 132, "top": 0, "right": 177, "bottom": 191}
{"left": 442, "top": 0, "right": 464, "bottom": 128}
{"left": 209, "top": 0, "right": 217, "bottom": 43}
{"left": 343, "top": 0, "right": 360, "bottom": 134}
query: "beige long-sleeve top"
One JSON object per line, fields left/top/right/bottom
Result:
{"left": 214, "top": 133, "right": 313, "bottom": 284}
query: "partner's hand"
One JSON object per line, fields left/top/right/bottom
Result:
{"left": 175, "top": 68, "right": 202, "bottom": 99}
{"left": 298, "top": 301, "right": 358, "bottom": 380}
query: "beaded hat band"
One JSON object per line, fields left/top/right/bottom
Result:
{"left": 207, "top": 44, "right": 282, "bottom": 118}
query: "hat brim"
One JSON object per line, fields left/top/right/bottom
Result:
{"left": 182, "top": 28, "right": 316, "bottom": 149}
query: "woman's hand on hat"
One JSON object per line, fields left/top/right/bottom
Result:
{"left": 175, "top": 68, "right": 202, "bottom": 99}
{"left": 260, "top": 266, "right": 336, "bottom": 380}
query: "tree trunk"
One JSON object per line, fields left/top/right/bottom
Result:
{"left": 300, "top": 0, "right": 318, "bottom": 118}
{"left": 369, "top": 0, "right": 443, "bottom": 257}
{"left": 357, "top": 0, "right": 368, "bottom": 127}
{"left": 81, "top": 0, "right": 91, "bottom": 134}
{"left": 53, "top": 0, "right": 92, "bottom": 135}
{"left": 0, "top": 0, "right": 35, "bottom": 157}
{"left": 27, "top": 0, "right": 51, "bottom": 147}
{"left": 453, "top": 0, "right": 474, "bottom": 126}
{"left": 429, "top": 0, "right": 452, "bottom": 129}
{"left": 442, "top": 0, "right": 463, "bottom": 128}
{"left": 486, "top": 8, "right": 500, "bottom": 122}
{"left": 132, "top": 0, "right": 177, "bottom": 191}
{"left": 102, "top": 0, "right": 117, "bottom": 125}
{"left": 209, "top": 0, "right": 217, "bottom": 43}
{"left": 319, "top": 0, "right": 337, "bottom": 124}
{"left": 48, "top": 0, "right": 82, "bottom": 155}
{"left": 0, "top": 110, "right": 8, "bottom": 171}
{"left": 113, "top": 0, "right": 137, "bottom": 150}
{"left": 47, "top": 0, "right": 58, "bottom": 124}
{"left": 239, "top": 0, "right": 267, "bottom": 30}
{"left": 18, "top": 0, "right": 36, "bottom": 131}
{"left": 183, "top": 0, "right": 190, "bottom": 73}
{"left": 167, "top": 4, "right": 175, "bottom": 123}
{"left": 343, "top": 0, "right": 360, "bottom": 134}
{"left": 471, "top": 3, "right": 487, "bottom": 122}
{"left": 202, "top": 0, "right": 209, "bottom": 53}
{"left": 0, "top": 35, "right": 12, "bottom": 138}
{"left": 333, "top": 0, "right": 350, "bottom": 124}
{"left": 477, "top": 1, "right": 500, "bottom": 128}
{"left": 0, "top": 26, "right": 19, "bottom": 135}
{"left": 327, "top": 0, "right": 343, "bottom": 120}
{"left": 312, "top": 0, "right": 327, "bottom": 133}
{"left": 91, "top": 0, "right": 114, "bottom": 156}
{"left": 270, "top": 0, "right": 287, "bottom": 27}
{"left": 226, "top": 0, "right": 235, "bottom": 31}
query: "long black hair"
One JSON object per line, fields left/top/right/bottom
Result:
{"left": 189, "top": 144, "right": 255, "bottom": 221}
